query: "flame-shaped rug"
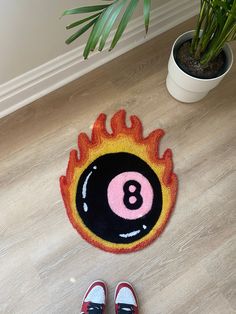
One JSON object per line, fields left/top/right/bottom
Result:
{"left": 60, "top": 110, "right": 178, "bottom": 253}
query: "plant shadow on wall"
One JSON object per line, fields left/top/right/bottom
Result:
{"left": 62, "top": 0, "right": 236, "bottom": 102}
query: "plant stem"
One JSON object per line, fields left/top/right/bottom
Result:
{"left": 200, "top": 1, "right": 236, "bottom": 65}
{"left": 190, "top": 0, "right": 206, "bottom": 55}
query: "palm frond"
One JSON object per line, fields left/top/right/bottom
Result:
{"left": 110, "top": 0, "right": 139, "bottom": 50}
{"left": 62, "top": 0, "right": 151, "bottom": 59}
{"left": 143, "top": 0, "right": 151, "bottom": 33}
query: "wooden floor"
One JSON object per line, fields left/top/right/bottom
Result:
{"left": 0, "top": 18, "right": 236, "bottom": 314}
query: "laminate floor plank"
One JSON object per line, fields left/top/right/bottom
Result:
{"left": 0, "top": 18, "right": 235, "bottom": 313}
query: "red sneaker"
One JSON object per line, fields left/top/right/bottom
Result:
{"left": 114, "top": 282, "right": 139, "bottom": 314}
{"left": 80, "top": 280, "right": 107, "bottom": 314}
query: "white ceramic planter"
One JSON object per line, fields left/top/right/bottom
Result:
{"left": 166, "top": 31, "right": 234, "bottom": 103}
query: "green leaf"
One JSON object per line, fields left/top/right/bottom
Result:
{"left": 110, "top": 0, "right": 139, "bottom": 50}
{"left": 99, "top": 0, "right": 127, "bottom": 51}
{"left": 83, "top": 3, "right": 116, "bottom": 59}
{"left": 227, "top": 24, "right": 236, "bottom": 41}
{"left": 62, "top": 5, "right": 109, "bottom": 17}
{"left": 65, "top": 17, "right": 99, "bottom": 45}
{"left": 143, "top": 0, "right": 151, "bottom": 33}
{"left": 66, "top": 12, "right": 101, "bottom": 29}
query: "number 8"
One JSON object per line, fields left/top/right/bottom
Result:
{"left": 123, "top": 180, "right": 143, "bottom": 210}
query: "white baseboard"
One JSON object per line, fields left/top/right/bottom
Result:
{"left": 0, "top": 0, "right": 198, "bottom": 118}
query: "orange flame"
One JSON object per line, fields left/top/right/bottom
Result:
{"left": 60, "top": 110, "right": 178, "bottom": 253}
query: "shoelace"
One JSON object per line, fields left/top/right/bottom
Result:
{"left": 118, "top": 303, "right": 135, "bottom": 314}
{"left": 87, "top": 302, "right": 103, "bottom": 314}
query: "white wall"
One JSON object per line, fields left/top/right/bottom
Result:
{"left": 0, "top": 0, "right": 164, "bottom": 84}
{"left": 0, "top": 0, "right": 198, "bottom": 118}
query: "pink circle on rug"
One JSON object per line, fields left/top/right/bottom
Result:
{"left": 107, "top": 171, "right": 154, "bottom": 220}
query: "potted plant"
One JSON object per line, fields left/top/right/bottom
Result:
{"left": 166, "top": 0, "right": 235, "bottom": 102}
{"left": 62, "top": 0, "right": 236, "bottom": 103}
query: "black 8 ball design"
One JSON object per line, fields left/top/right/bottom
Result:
{"left": 76, "top": 152, "right": 163, "bottom": 244}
